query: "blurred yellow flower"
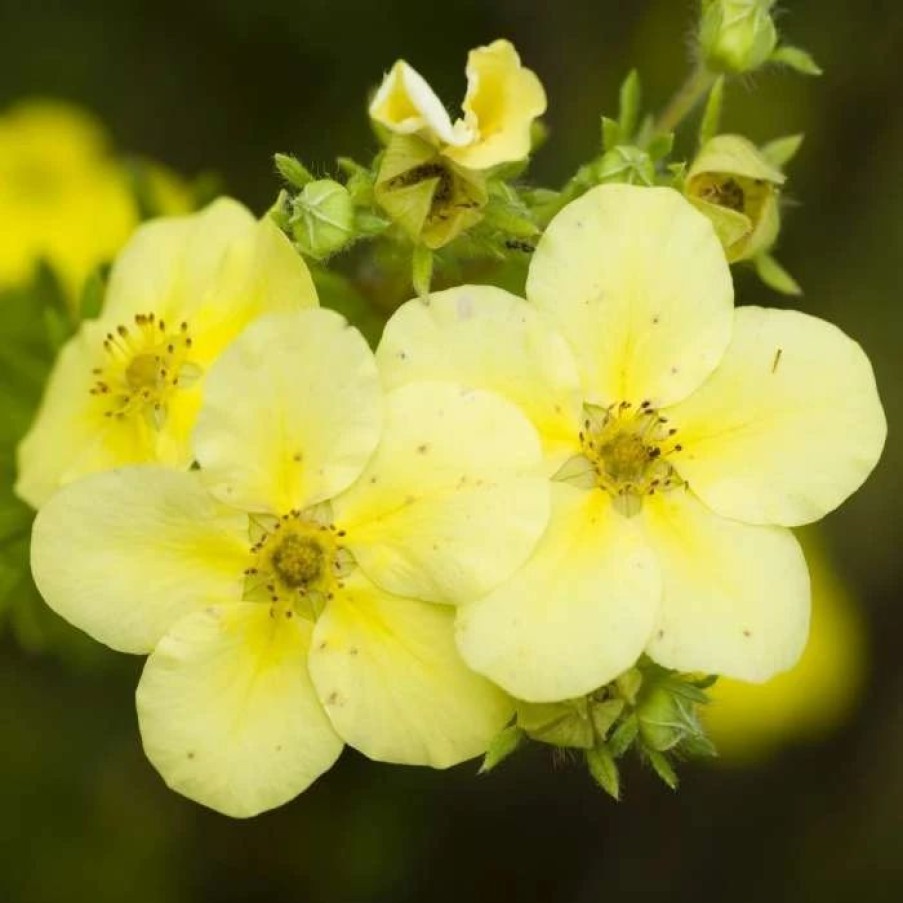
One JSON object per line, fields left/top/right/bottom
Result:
{"left": 0, "top": 99, "right": 191, "bottom": 304}
{"left": 31, "top": 308, "right": 548, "bottom": 816}
{"left": 370, "top": 39, "right": 547, "bottom": 171}
{"left": 15, "top": 198, "right": 318, "bottom": 508}
{"left": 704, "top": 529, "right": 866, "bottom": 762}
{"left": 378, "top": 184, "right": 886, "bottom": 703}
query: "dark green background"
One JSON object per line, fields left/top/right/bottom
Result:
{"left": 1, "top": 1, "right": 902, "bottom": 900}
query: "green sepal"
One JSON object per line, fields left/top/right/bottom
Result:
{"left": 77, "top": 265, "right": 108, "bottom": 322}
{"left": 645, "top": 749, "right": 678, "bottom": 790}
{"left": 608, "top": 714, "right": 638, "bottom": 758}
{"left": 590, "top": 698, "right": 625, "bottom": 740}
{"left": 274, "top": 153, "right": 314, "bottom": 190}
{"left": 761, "top": 134, "right": 805, "bottom": 169}
{"left": 411, "top": 244, "right": 434, "bottom": 297}
{"left": 586, "top": 746, "right": 620, "bottom": 800}
{"left": 479, "top": 725, "right": 526, "bottom": 774}
{"left": 617, "top": 69, "right": 641, "bottom": 143}
{"left": 770, "top": 45, "right": 823, "bottom": 76}
{"left": 646, "top": 131, "right": 674, "bottom": 163}
{"left": 755, "top": 253, "right": 802, "bottom": 295}
{"left": 601, "top": 116, "right": 621, "bottom": 153}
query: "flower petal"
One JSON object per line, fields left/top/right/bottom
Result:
{"left": 332, "top": 381, "right": 549, "bottom": 605}
{"left": 194, "top": 308, "right": 383, "bottom": 515}
{"left": 308, "top": 571, "right": 511, "bottom": 768}
{"left": 137, "top": 604, "right": 343, "bottom": 818}
{"left": 527, "top": 184, "right": 733, "bottom": 407}
{"left": 665, "top": 307, "right": 887, "bottom": 526}
{"left": 445, "top": 39, "right": 547, "bottom": 170}
{"left": 369, "top": 60, "right": 463, "bottom": 146}
{"left": 642, "top": 488, "right": 809, "bottom": 681}
{"left": 456, "top": 484, "right": 660, "bottom": 702}
{"left": 377, "top": 286, "right": 583, "bottom": 469}
{"left": 30, "top": 467, "right": 250, "bottom": 653}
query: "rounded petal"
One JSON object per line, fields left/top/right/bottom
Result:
{"left": 665, "top": 307, "right": 887, "bottom": 526}
{"left": 332, "top": 381, "right": 549, "bottom": 605}
{"left": 137, "top": 604, "right": 343, "bottom": 818}
{"left": 309, "top": 571, "right": 511, "bottom": 768}
{"left": 456, "top": 484, "right": 660, "bottom": 702}
{"left": 642, "top": 488, "right": 810, "bottom": 681}
{"left": 526, "top": 184, "right": 733, "bottom": 408}
{"left": 30, "top": 467, "right": 251, "bottom": 653}
{"left": 445, "top": 39, "right": 547, "bottom": 170}
{"left": 194, "top": 308, "right": 383, "bottom": 515}
{"left": 369, "top": 60, "right": 462, "bottom": 146}
{"left": 377, "top": 286, "right": 583, "bottom": 469}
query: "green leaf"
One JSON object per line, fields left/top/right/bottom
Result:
{"left": 479, "top": 725, "right": 525, "bottom": 774}
{"left": 411, "top": 244, "right": 434, "bottom": 297}
{"left": 761, "top": 134, "right": 804, "bottom": 168}
{"left": 770, "top": 45, "right": 823, "bottom": 76}
{"left": 586, "top": 746, "right": 621, "bottom": 800}
{"left": 617, "top": 69, "right": 641, "bottom": 142}
{"left": 646, "top": 749, "right": 679, "bottom": 790}
{"left": 78, "top": 266, "right": 108, "bottom": 322}
{"left": 755, "top": 253, "right": 802, "bottom": 295}
{"left": 646, "top": 131, "right": 674, "bottom": 163}
{"left": 698, "top": 76, "right": 725, "bottom": 149}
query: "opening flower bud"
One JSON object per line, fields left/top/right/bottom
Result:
{"left": 684, "top": 133, "right": 784, "bottom": 262}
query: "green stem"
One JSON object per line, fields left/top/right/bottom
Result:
{"left": 651, "top": 65, "right": 717, "bottom": 137}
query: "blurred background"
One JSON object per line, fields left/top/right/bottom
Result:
{"left": 1, "top": 0, "right": 902, "bottom": 900}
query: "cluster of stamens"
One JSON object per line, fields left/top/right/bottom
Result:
{"left": 243, "top": 510, "right": 355, "bottom": 621}
{"left": 570, "top": 400, "right": 686, "bottom": 516}
{"left": 89, "top": 312, "right": 201, "bottom": 428}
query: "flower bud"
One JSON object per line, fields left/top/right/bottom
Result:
{"left": 594, "top": 145, "right": 656, "bottom": 187}
{"left": 698, "top": 0, "right": 778, "bottom": 75}
{"left": 374, "top": 134, "right": 487, "bottom": 249}
{"left": 684, "top": 134, "right": 784, "bottom": 262}
{"left": 289, "top": 179, "right": 355, "bottom": 260}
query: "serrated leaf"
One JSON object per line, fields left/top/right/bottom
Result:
{"left": 617, "top": 69, "right": 641, "bottom": 142}
{"left": 608, "top": 714, "right": 638, "bottom": 758}
{"left": 755, "top": 253, "right": 802, "bottom": 295}
{"left": 698, "top": 76, "right": 725, "bottom": 149}
{"left": 646, "top": 749, "right": 679, "bottom": 790}
{"left": 587, "top": 746, "right": 621, "bottom": 799}
{"left": 771, "top": 45, "right": 823, "bottom": 76}
{"left": 479, "top": 725, "right": 525, "bottom": 774}
{"left": 411, "top": 244, "right": 434, "bottom": 297}
{"left": 601, "top": 116, "right": 621, "bottom": 152}
{"left": 761, "top": 134, "right": 804, "bottom": 168}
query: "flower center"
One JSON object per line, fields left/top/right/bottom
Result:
{"left": 89, "top": 313, "right": 202, "bottom": 429}
{"left": 556, "top": 401, "right": 685, "bottom": 516}
{"left": 243, "top": 509, "right": 355, "bottom": 621}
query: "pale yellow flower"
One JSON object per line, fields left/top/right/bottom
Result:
{"left": 16, "top": 198, "right": 318, "bottom": 508}
{"left": 0, "top": 99, "right": 190, "bottom": 302}
{"left": 378, "top": 184, "right": 886, "bottom": 703}
{"left": 31, "top": 308, "right": 549, "bottom": 817}
{"left": 370, "top": 39, "right": 546, "bottom": 171}
{"left": 704, "top": 529, "right": 866, "bottom": 762}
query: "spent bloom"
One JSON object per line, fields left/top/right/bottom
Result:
{"left": 16, "top": 198, "right": 318, "bottom": 508}
{"left": 370, "top": 39, "right": 547, "bottom": 171}
{"left": 378, "top": 184, "right": 886, "bottom": 702}
{"left": 0, "top": 99, "right": 190, "bottom": 302}
{"left": 31, "top": 307, "right": 548, "bottom": 817}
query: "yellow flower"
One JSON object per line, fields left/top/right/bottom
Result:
{"left": 704, "top": 529, "right": 866, "bottom": 762}
{"left": 370, "top": 39, "right": 547, "bottom": 171}
{"left": 378, "top": 184, "right": 886, "bottom": 703}
{"left": 15, "top": 198, "right": 318, "bottom": 508}
{"left": 30, "top": 308, "right": 549, "bottom": 817}
{"left": 0, "top": 99, "right": 190, "bottom": 303}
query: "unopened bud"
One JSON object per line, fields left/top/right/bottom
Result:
{"left": 289, "top": 179, "right": 355, "bottom": 260}
{"left": 698, "top": 0, "right": 778, "bottom": 75}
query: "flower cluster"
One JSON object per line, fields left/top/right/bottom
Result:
{"left": 10, "top": 14, "right": 887, "bottom": 816}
